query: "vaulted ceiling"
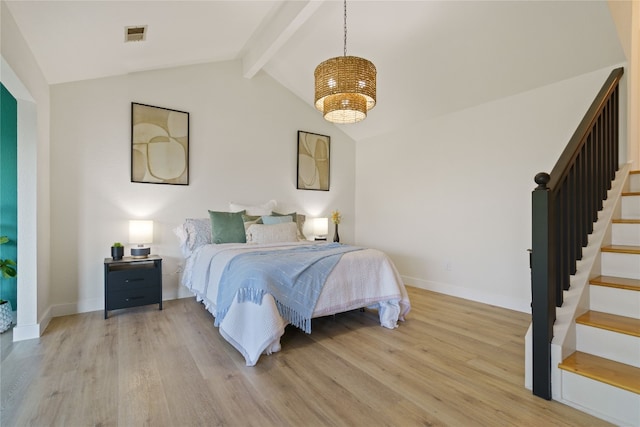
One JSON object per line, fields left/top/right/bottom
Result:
{"left": 4, "top": 0, "right": 626, "bottom": 141}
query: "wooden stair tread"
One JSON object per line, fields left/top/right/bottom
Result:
{"left": 622, "top": 191, "right": 640, "bottom": 196}
{"left": 590, "top": 275, "right": 640, "bottom": 291}
{"left": 576, "top": 310, "right": 640, "bottom": 337}
{"left": 612, "top": 218, "right": 640, "bottom": 224}
{"left": 632, "top": 170, "right": 640, "bottom": 175}
{"left": 558, "top": 351, "right": 640, "bottom": 394}
{"left": 601, "top": 244, "right": 640, "bottom": 255}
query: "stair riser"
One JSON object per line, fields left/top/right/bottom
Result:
{"left": 621, "top": 195, "right": 640, "bottom": 219}
{"left": 576, "top": 324, "right": 640, "bottom": 367}
{"left": 590, "top": 285, "right": 640, "bottom": 319}
{"left": 553, "top": 170, "right": 640, "bottom": 426}
{"left": 601, "top": 252, "right": 640, "bottom": 279}
{"left": 630, "top": 173, "right": 640, "bottom": 191}
{"left": 611, "top": 223, "right": 640, "bottom": 246}
{"left": 560, "top": 372, "right": 640, "bottom": 427}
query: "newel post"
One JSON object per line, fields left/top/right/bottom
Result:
{"left": 531, "top": 172, "right": 555, "bottom": 400}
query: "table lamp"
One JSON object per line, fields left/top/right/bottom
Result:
{"left": 129, "top": 220, "right": 153, "bottom": 258}
{"left": 313, "top": 217, "right": 328, "bottom": 241}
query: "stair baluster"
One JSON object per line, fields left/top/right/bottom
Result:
{"left": 530, "top": 67, "right": 624, "bottom": 400}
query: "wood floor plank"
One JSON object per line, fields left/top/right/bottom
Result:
{"left": 116, "top": 308, "right": 173, "bottom": 426}
{"left": 0, "top": 287, "right": 614, "bottom": 426}
{"left": 69, "top": 310, "right": 119, "bottom": 426}
{"left": 278, "top": 326, "right": 440, "bottom": 426}
{"left": 0, "top": 332, "right": 43, "bottom": 423}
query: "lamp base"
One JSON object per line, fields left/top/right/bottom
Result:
{"left": 130, "top": 247, "right": 150, "bottom": 258}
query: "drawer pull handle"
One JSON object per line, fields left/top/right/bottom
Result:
{"left": 125, "top": 296, "right": 145, "bottom": 302}
{"left": 125, "top": 278, "right": 144, "bottom": 283}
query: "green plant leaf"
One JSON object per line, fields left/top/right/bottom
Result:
{"left": 0, "top": 259, "right": 17, "bottom": 278}
{"left": 0, "top": 236, "right": 9, "bottom": 245}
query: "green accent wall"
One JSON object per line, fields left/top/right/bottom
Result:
{"left": 1, "top": 83, "right": 18, "bottom": 309}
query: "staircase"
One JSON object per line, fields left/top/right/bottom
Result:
{"left": 557, "top": 170, "right": 640, "bottom": 426}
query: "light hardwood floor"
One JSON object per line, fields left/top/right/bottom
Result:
{"left": 1, "top": 287, "right": 612, "bottom": 426}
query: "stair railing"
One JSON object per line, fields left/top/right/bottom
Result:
{"left": 530, "top": 67, "right": 624, "bottom": 400}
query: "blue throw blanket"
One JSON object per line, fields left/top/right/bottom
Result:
{"left": 214, "top": 243, "right": 362, "bottom": 333}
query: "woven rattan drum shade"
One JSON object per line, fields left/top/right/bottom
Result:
{"left": 314, "top": 55, "right": 376, "bottom": 124}
{"left": 323, "top": 93, "right": 367, "bottom": 123}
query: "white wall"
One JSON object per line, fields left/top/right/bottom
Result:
{"left": 1, "top": 0, "right": 51, "bottom": 340}
{"left": 49, "top": 60, "right": 355, "bottom": 315}
{"left": 608, "top": 0, "right": 639, "bottom": 169}
{"left": 355, "top": 66, "right": 624, "bottom": 313}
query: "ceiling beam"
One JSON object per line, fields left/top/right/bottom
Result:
{"left": 242, "top": 0, "right": 324, "bottom": 79}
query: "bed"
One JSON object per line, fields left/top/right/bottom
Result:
{"left": 176, "top": 203, "right": 410, "bottom": 366}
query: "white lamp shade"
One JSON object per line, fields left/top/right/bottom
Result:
{"left": 313, "top": 218, "right": 328, "bottom": 236}
{"left": 129, "top": 220, "right": 153, "bottom": 244}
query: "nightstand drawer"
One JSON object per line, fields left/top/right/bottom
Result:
{"left": 107, "top": 287, "right": 160, "bottom": 310}
{"left": 107, "top": 267, "right": 158, "bottom": 292}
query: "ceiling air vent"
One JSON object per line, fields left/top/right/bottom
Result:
{"left": 125, "top": 26, "right": 147, "bottom": 42}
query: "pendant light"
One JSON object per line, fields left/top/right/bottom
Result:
{"left": 314, "top": 0, "right": 376, "bottom": 124}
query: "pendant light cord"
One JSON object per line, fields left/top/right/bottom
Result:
{"left": 343, "top": 0, "right": 347, "bottom": 57}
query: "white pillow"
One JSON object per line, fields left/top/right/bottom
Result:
{"left": 173, "top": 224, "right": 191, "bottom": 258}
{"left": 229, "top": 199, "right": 276, "bottom": 216}
{"left": 174, "top": 218, "right": 211, "bottom": 258}
{"left": 246, "top": 222, "right": 297, "bottom": 244}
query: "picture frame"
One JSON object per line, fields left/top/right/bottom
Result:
{"left": 297, "top": 130, "right": 330, "bottom": 191}
{"left": 131, "top": 102, "right": 189, "bottom": 185}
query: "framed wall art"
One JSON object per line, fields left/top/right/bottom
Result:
{"left": 131, "top": 102, "right": 189, "bottom": 185}
{"left": 297, "top": 130, "right": 330, "bottom": 191}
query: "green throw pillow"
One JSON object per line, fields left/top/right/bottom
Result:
{"left": 208, "top": 210, "right": 246, "bottom": 244}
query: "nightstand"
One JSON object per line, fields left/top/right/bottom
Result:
{"left": 104, "top": 255, "right": 162, "bottom": 319}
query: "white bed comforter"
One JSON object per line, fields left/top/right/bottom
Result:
{"left": 181, "top": 241, "right": 410, "bottom": 366}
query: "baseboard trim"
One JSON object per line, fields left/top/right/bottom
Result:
{"left": 403, "top": 275, "right": 531, "bottom": 313}
{"left": 12, "top": 322, "right": 40, "bottom": 341}
{"left": 11, "top": 304, "right": 52, "bottom": 341}
{"left": 51, "top": 298, "right": 104, "bottom": 317}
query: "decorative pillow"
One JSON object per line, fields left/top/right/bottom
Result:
{"left": 173, "top": 224, "right": 191, "bottom": 258}
{"left": 246, "top": 222, "right": 298, "bottom": 244}
{"left": 229, "top": 200, "right": 276, "bottom": 216}
{"left": 272, "top": 211, "right": 307, "bottom": 240}
{"left": 295, "top": 214, "right": 306, "bottom": 240}
{"left": 242, "top": 214, "right": 263, "bottom": 242}
{"left": 173, "top": 217, "right": 213, "bottom": 258}
{"left": 208, "top": 210, "right": 246, "bottom": 244}
{"left": 185, "top": 218, "right": 212, "bottom": 249}
{"left": 262, "top": 215, "right": 293, "bottom": 225}
{"left": 242, "top": 213, "right": 263, "bottom": 229}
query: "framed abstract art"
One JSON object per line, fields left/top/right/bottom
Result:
{"left": 297, "top": 130, "right": 330, "bottom": 191}
{"left": 131, "top": 102, "right": 189, "bottom": 185}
